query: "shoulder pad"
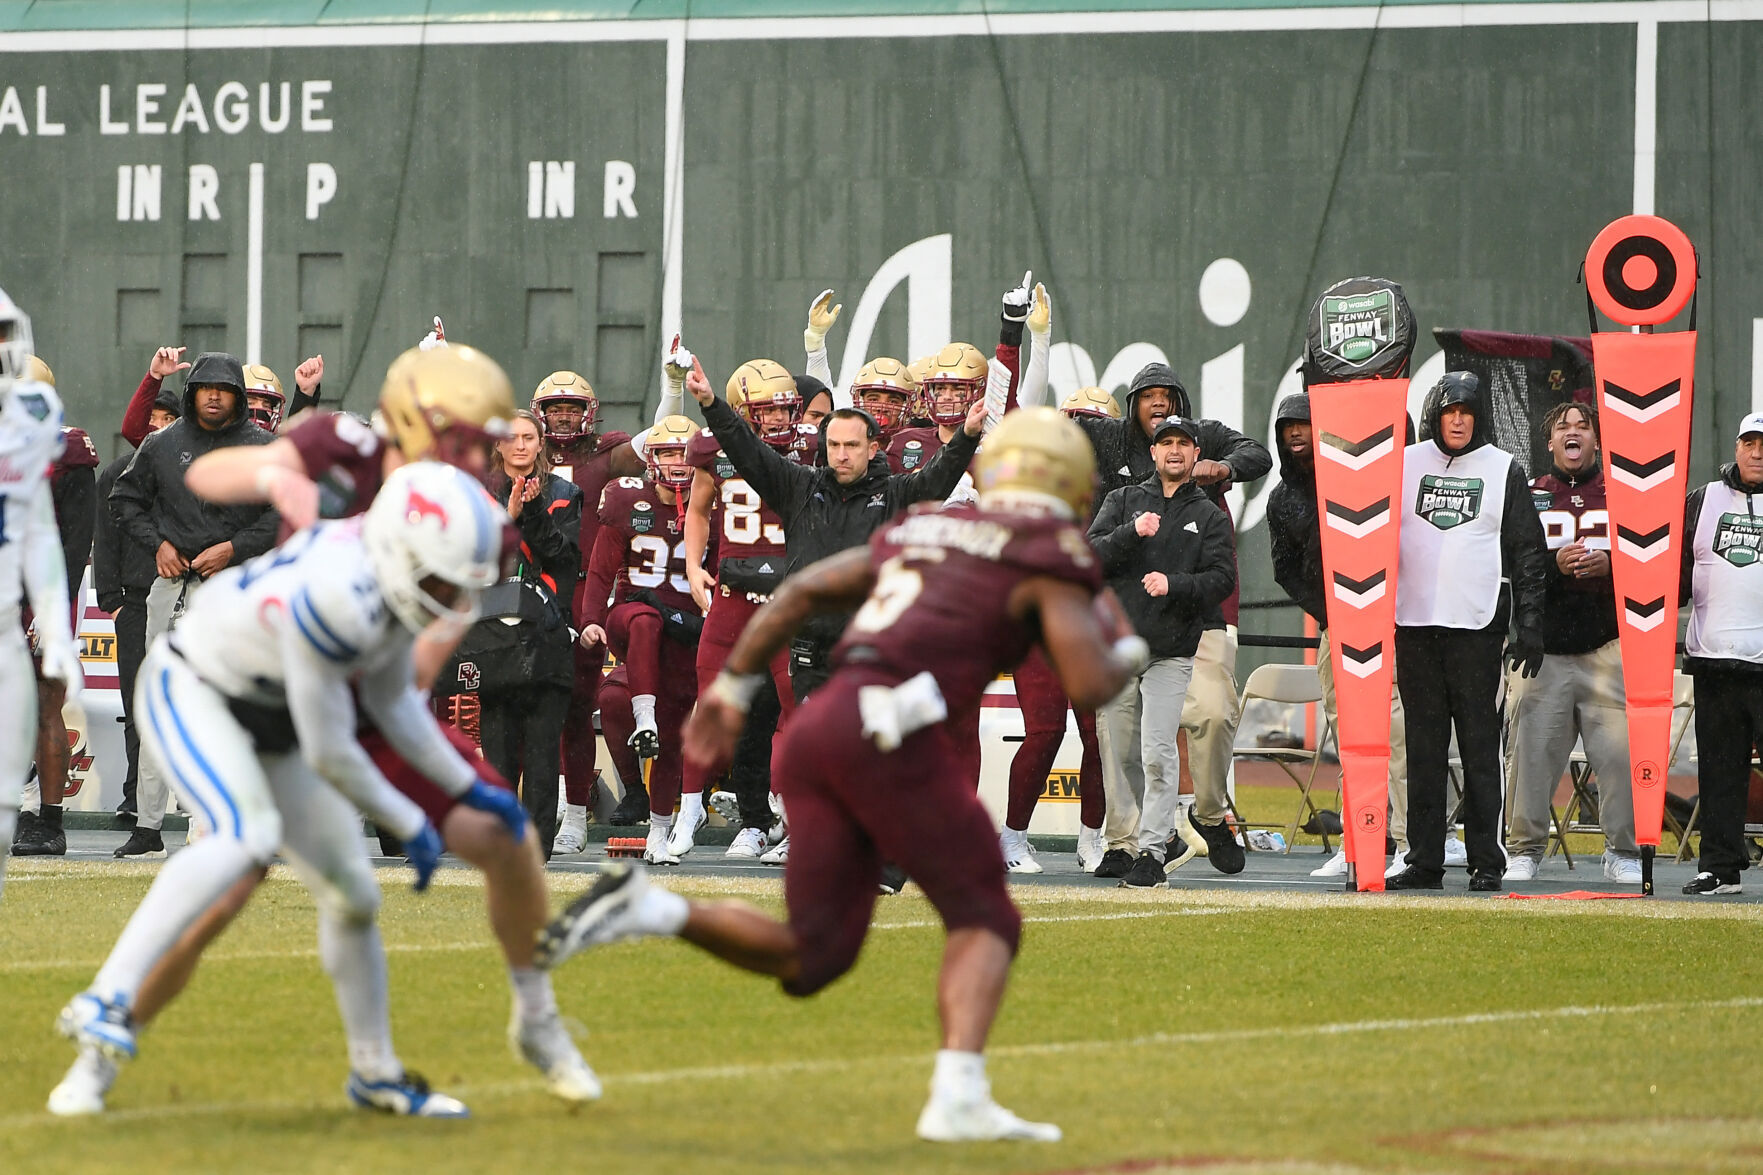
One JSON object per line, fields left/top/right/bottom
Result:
{"left": 598, "top": 431, "right": 634, "bottom": 455}
{"left": 289, "top": 556, "right": 384, "bottom": 664}
{"left": 57, "top": 427, "right": 101, "bottom": 469}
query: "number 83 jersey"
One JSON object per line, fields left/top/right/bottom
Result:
{"left": 685, "top": 427, "right": 793, "bottom": 564}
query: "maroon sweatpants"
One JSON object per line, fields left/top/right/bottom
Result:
{"left": 680, "top": 588, "right": 795, "bottom": 804}
{"left": 1005, "top": 648, "right": 1103, "bottom": 831}
{"left": 603, "top": 601, "right": 697, "bottom": 817}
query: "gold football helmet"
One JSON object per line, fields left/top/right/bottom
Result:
{"left": 644, "top": 414, "right": 701, "bottom": 488}
{"left": 1060, "top": 386, "right": 1122, "bottom": 420}
{"left": 531, "top": 370, "right": 599, "bottom": 442}
{"left": 242, "top": 363, "right": 286, "bottom": 431}
{"left": 26, "top": 355, "right": 53, "bottom": 386}
{"left": 918, "top": 342, "right": 988, "bottom": 426}
{"left": 379, "top": 344, "right": 516, "bottom": 469}
{"left": 726, "top": 358, "right": 802, "bottom": 449}
{"left": 973, "top": 406, "right": 1097, "bottom": 520}
{"left": 849, "top": 357, "right": 917, "bottom": 439}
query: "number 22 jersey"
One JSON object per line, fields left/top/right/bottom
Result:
{"left": 1529, "top": 463, "right": 1618, "bottom": 654}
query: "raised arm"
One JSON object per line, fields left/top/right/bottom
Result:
{"left": 690, "top": 360, "right": 813, "bottom": 519}
{"left": 894, "top": 400, "right": 984, "bottom": 505}
{"left": 804, "top": 290, "right": 841, "bottom": 402}
{"left": 121, "top": 346, "right": 188, "bottom": 447}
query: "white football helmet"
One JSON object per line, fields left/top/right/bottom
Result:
{"left": 0, "top": 287, "right": 34, "bottom": 384}
{"left": 363, "top": 462, "right": 502, "bottom": 633}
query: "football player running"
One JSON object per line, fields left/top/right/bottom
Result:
{"left": 131, "top": 344, "right": 602, "bottom": 1106}
{"left": 578, "top": 415, "right": 706, "bottom": 864}
{"left": 50, "top": 463, "right": 512, "bottom": 1118}
{"left": 0, "top": 289, "right": 82, "bottom": 901}
{"left": 541, "top": 407, "right": 1148, "bottom": 1143}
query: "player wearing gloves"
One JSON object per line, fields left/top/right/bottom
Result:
{"left": 540, "top": 408, "right": 1148, "bottom": 1143}
{"left": 48, "top": 463, "right": 524, "bottom": 1118}
{"left": 0, "top": 290, "right": 83, "bottom": 900}
{"left": 1390, "top": 372, "right": 1548, "bottom": 892}
{"left": 167, "top": 346, "right": 604, "bottom": 1106}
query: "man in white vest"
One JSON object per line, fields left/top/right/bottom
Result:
{"left": 1679, "top": 413, "right": 1763, "bottom": 895}
{"left": 1390, "top": 372, "right": 1549, "bottom": 892}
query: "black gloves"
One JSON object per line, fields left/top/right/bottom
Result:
{"left": 1506, "top": 631, "right": 1544, "bottom": 679}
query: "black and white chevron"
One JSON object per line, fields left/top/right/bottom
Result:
{"left": 1602, "top": 377, "right": 1682, "bottom": 424}
{"left": 1623, "top": 595, "right": 1668, "bottom": 632}
{"left": 1318, "top": 425, "right": 1396, "bottom": 472}
{"left": 1332, "top": 568, "right": 1387, "bottom": 609}
{"left": 1323, "top": 497, "right": 1392, "bottom": 539}
{"left": 1338, "top": 640, "right": 1385, "bottom": 679}
{"left": 1616, "top": 522, "right": 1671, "bottom": 563}
{"left": 1609, "top": 451, "right": 1675, "bottom": 493}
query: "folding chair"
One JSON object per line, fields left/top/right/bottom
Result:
{"left": 1230, "top": 663, "right": 1336, "bottom": 854}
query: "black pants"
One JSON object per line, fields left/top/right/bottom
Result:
{"left": 730, "top": 673, "right": 782, "bottom": 830}
{"left": 1396, "top": 624, "right": 1507, "bottom": 877}
{"left": 790, "top": 638, "right": 833, "bottom": 706}
{"left": 114, "top": 589, "right": 149, "bottom": 811}
{"left": 478, "top": 683, "right": 571, "bottom": 858}
{"left": 1691, "top": 669, "right": 1763, "bottom": 879}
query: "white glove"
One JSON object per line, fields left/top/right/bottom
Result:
{"left": 419, "top": 316, "right": 447, "bottom": 351}
{"left": 38, "top": 640, "right": 83, "bottom": 698}
{"left": 1001, "top": 270, "right": 1033, "bottom": 322}
{"left": 804, "top": 289, "right": 841, "bottom": 353}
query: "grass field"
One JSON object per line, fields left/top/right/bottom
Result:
{"left": 4, "top": 859, "right": 1763, "bottom": 1174}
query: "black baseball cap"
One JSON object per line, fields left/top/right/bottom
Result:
{"left": 1151, "top": 416, "right": 1200, "bottom": 444}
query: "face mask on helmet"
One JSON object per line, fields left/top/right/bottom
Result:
{"left": 244, "top": 390, "right": 285, "bottom": 431}
{"left": 364, "top": 463, "right": 502, "bottom": 634}
{"left": 919, "top": 377, "right": 983, "bottom": 427}
{"left": 0, "top": 289, "right": 35, "bottom": 384}
{"left": 531, "top": 371, "right": 600, "bottom": 443}
{"left": 855, "top": 390, "right": 911, "bottom": 438}
{"left": 745, "top": 392, "right": 804, "bottom": 448}
{"left": 646, "top": 442, "right": 693, "bottom": 488}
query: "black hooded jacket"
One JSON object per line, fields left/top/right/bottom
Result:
{"left": 109, "top": 352, "right": 280, "bottom": 568}
{"left": 1265, "top": 392, "right": 1329, "bottom": 629}
{"left": 1410, "top": 381, "right": 1549, "bottom": 642}
{"left": 1681, "top": 462, "right": 1763, "bottom": 677}
{"left": 1071, "top": 362, "right": 1272, "bottom": 508}
{"left": 701, "top": 395, "right": 978, "bottom": 647}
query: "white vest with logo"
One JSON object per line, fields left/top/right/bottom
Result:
{"left": 1685, "top": 481, "right": 1763, "bottom": 664}
{"left": 1396, "top": 441, "right": 1511, "bottom": 629}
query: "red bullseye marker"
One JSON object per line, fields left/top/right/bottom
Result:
{"left": 1621, "top": 253, "right": 1658, "bottom": 293}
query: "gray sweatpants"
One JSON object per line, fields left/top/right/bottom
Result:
{"left": 1503, "top": 639, "right": 1637, "bottom": 862}
{"left": 1097, "top": 655, "right": 1195, "bottom": 860}
{"left": 135, "top": 573, "right": 199, "bottom": 831}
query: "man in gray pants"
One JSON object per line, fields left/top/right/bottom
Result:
{"left": 108, "top": 352, "right": 279, "bottom": 857}
{"left": 1086, "top": 418, "right": 1237, "bottom": 887}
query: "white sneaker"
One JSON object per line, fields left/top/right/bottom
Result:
{"left": 47, "top": 1047, "right": 117, "bottom": 1116}
{"left": 1384, "top": 851, "right": 1409, "bottom": 879}
{"left": 1503, "top": 856, "right": 1539, "bottom": 882}
{"left": 510, "top": 1007, "right": 601, "bottom": 1102}
{"left": 1168, "top": 804, "right": 1206, "bottom": 869}
{"left": 1076, "top": 826, "right": 1104, "bottom": 873}
{"left": 1603, "top": 853, "right": 1643, "bottom": 884}
{"left": 999, "top": 828, "right": 1043, "bottom": 875}
{"left": 1443, "top": 834, "right": 1468, "bottom": 866}
{"left": 916, "top": 1091, "right": 1061, "bottom": 1143}
{"left": 666, "top": 798, "right": 707, "bottom": 857}
{"left": 708, "top": 791, "right": 741, "bottom": 823}
{"left": 1310, "top": 848, "right": 1348, "bottom": 877}
{"left": 726, "top": 827, "right": 767, "bottom": 858}
{"left": 644, "top": 826, "right": 679, "bottom": 865}
{"left": 554, "top": 805, "right": 589, "bottom": 855}
{"left": 760, "top": 835, "right": 789, "bottom": 865}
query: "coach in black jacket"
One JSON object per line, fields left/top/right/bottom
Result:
{"left": 1085, "top": 417, "right": 1236, "bottom": 887}
{"left": 686, "top": 361, "right": 981, "bottom": 702}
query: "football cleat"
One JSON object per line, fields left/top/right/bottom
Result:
{"left": 666, "top": 797, "right": 707, "bottom": 857}
{"left": 916, "top": 1092, "right": 1062, "bottom": 1143}
{"left": 607, "top": 787, "right": 649, "bottom": 827}
{"left": 13, "top": 812, "right": 66, "bottom": 856}
{"left": 56, "top": 992, "right": 138, "bottom": 1061}
{"left": 554, "top": 805, "right": 589, "bottom": 856}
{"left": 510, "top": 1007, "right": 601, "bottom": 1103}
{"left": 726, "top": 827, "right": 767, "bottom": 858}
{"left": 759, "top": 834, "right": 789, "bottom": 865}
{"left": 643, "top": 826, "right": 679, "bottom": 865}
{"left": 708, "top": 791, "right": 741, "bottom": 824}
{"left": 47, "top": 1047, "right": 118, "bottom": 1117}
{"left": 1076, "top": 825, "right": 1104, "bottom": 873}
{"left": 346, "top": 1070, "right": 470, "bottom": 1118}
{"left": 998, "top": 828, "right": 1043, "bottom": 875}
{"left": 628, "top": 727, "right": 661, "bottom": 761}
{"left": 536, "top": 863, "right": 651, "bottom": 968}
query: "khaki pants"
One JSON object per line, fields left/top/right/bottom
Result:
{"left": 1097, "top": 656, "right": 1195, "bottom": 859}
{"left": 1178, "top": 626, "right": 1241, "bottom": 825}
{"left": 136, "top": 573, "right": 198, "bottom": 831}
{"left": 1503, "top": 639, "right": 1637, "bottom": 862}
{"left": 1316, "top": 629, "right": 1409, "bottom": 848}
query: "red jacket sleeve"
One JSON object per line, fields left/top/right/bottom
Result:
{"left": 995, "top": 342, "right": 1022, "bottom": 412}
{"left": 120, "top": 373, "right": 163, "bottom": 449}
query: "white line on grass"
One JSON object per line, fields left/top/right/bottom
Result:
{"left": 3, "top": 995, "right": 1759, "bottom": 1131}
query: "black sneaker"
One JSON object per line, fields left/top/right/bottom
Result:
{"left": 1467, "top": 870, "right": 1501, "bottom": 892}
{"left": 11, "top": 808, "right": 41, "bottom": 845}
{"left": 113, "top": 828, "right": 166, "bottom": 859}
{"left": 877, "top": 864, "right": 908, "bottom": 895}
{"left": 1120, "top": 852, "right": 1166, "bottom": 888}
{"left": 1683, "top": 871, "right": 1742, "bottom": 895}
{"left": 1093, "top": 848, "right": 1135, "bottom": 879}
{"left": 1190, "top": 814, "right": 1246, "bottom": 875}
{"left": 607, "top": 789, "right": 650, "bottom": 827}
{"left": 13, "top": 810, "right": 65, "bottom": 856}
{"left": 1385, "top": 866, "right": 1443, "bottom": 891}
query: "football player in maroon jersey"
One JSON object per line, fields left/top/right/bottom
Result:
{"left": 541, "top": 407, "right": 1150, "bottom": 1143}
{"left": 578, "top": 415, "right": 707, "bottom": 864}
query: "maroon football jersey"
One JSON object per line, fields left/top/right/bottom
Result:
{"left": 549, "top": 430, "right": 634, "bottom": 576}
{"left": 832, "top": 503, "right": 1103, "bottom": 712}
{"left": 885, "top": 425, "right": 944, "bottom": 475}
{"left": 581, "top": 475, "right": 697, "bottom": 627}
{"left": 685, "top": 426, "right": 793, "bottom": 564}
{"left": 286, "top": 410, "right": 386, "bottom": 523}
{"left": 1530, "top": 463, "right": 1618, "bottom": 653}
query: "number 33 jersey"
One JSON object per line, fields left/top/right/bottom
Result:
{"left": 582, "top": 476, "right": 702, "bottom": 626}
{"left": 832, "top": 502, "right": 1103, "bottom": 709}
{"left": 1529, "top": 464, "right": 1619, "bottom": 654}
